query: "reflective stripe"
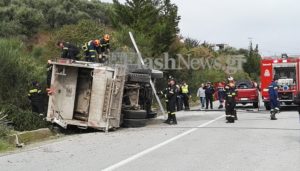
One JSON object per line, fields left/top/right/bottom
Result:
{"left": 89, "top": 50, "right": 96, "bottom": 52}
{"left": 29, "top": 89, "right": 38, "bottom": 93}
{"left": 171, "top": 112, "right": 176, "bottom": 115}
{"left": 63, "top": 47, "right": 68, "bottom": 50}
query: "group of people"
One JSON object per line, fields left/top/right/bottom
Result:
{"left": 162, "top": 76, "right": 239, "bottom": 124}
{"left": 196, "top": 82, "right": 216, "bottom": 110}
{"left": 56, "top": 34, "right": 110, "bottom": 63}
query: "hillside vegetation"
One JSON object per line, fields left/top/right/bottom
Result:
{"left": 0, "top": 0, "right": 261, "bottom": 132}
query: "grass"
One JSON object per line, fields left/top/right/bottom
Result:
{"left": 0, "top": 139, "right": 13, "bottom": 152}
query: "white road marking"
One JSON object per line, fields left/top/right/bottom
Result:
{"left": 102, "top": 114, "right": 225, "bottom": 171}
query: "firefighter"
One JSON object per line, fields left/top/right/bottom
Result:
{"left": 82, "top": 39, "right": 100, "bottom": 62}
{"left": 57, "top": 41, "right": 80, "bottom": 60}
{"left": 224, "top": 77, "right": 238, "bottom": 123}
{"left": 28, "top": 81, "right": 44, "bottom": 115}
{"left": 98, "top": 34, "right": 111, "bottom": 63}
{"left": 180, "top": 81, "right": 190, "bottom": 110}
{"left": 268, "top": 77, "right": 280, "bottom": 120}
{"left": 167, "top": 78, "right": 178, "bottom": 124}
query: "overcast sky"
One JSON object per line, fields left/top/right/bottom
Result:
{"left": 101, "top": 0, "right": 300, "bottom": 56}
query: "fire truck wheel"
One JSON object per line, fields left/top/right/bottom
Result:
{"left": 253, "top": 102, "right": 259, "bottom": 108}
{"left": 128, "top": 73, "right": 150, "bottom": 83}
{"left": 122, "top": 119, "right": 147, "bottom": 128}
{"left": 123, "top": 110, "right": 147, "bottom": 119}
{"left": 147, "top": 111, "right": 157, "bottom": 118}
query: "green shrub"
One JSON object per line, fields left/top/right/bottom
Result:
{"left": 1, "top": 104, "right": 48, "bottom": 131}
{"left": 0, "top": 39, "right": 45, "bottom": 109}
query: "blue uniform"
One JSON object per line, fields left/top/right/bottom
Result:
{"left": 268, "top": 81, "right": 279, "bottom": 109}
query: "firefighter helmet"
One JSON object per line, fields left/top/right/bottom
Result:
{"left": 228, "top": 76, "right": 234, "bottom": 81}
{"left": 94, "top": 39, "right": 100, "bottom": 46}
{"left": 103, "top": 34, "right": 110, "bottom": 41}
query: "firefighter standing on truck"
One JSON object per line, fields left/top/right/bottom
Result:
{"left": 268, "top": 77, "right": 280, "bottom": 120}
{"left": 28, "top": 81, "right": 44, "bottom": 115}
{"left": 224, "top": 77, "right": 238, "bottom": 123}
{"left": 98, "top": 34, "right": 110, "bottom": 63}
{"left": 56, "top": 41, "right": 80, "bottom": 60}
{"left": 82, "top": 39, "right": 100, "bottom": 62}
{"left": 180, "top": 81, "right": 190, "bottom": 110}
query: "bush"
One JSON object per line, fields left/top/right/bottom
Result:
{"left": 1, "top": 104, "right": 48, "bottom": 132}
{"left": 0, "top": 39, "right": 45, "bottom": 109}
{"left": 0, "top": 124, "right": 10, "bottom": 137}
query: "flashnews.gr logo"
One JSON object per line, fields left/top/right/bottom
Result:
{"left": 109, "top": 52, "right": 247, "bottom": 74}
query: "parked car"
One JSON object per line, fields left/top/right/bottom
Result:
{"left": 235, "top": 80, "right": 259, "bottom": 108}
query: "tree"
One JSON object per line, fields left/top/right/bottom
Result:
{"left": 111, "top": 0, "right": 180, "bottom": 56}
{"left": 242, "top": 43, "right": 261, "bottom": 81}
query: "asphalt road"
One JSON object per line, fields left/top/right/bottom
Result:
{"left": 1, "top": 107, "right": 299, "bottom": 171}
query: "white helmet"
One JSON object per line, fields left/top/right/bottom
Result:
{"left": 228, "top": 76, "right": 234, "bottom": 81}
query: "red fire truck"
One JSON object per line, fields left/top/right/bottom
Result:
{"left": 260, "top": 54, "right": 299, "bottom": 110}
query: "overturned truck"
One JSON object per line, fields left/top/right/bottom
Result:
{"left": 46, "top": 59, "right": 163, "bottom": 131}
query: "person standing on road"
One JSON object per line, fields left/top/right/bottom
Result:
{"left": 224, "top": 77, "right": 238, "bottom": 123}
{"left": 197, "top": 83, "right": 206, "bottom": 109}
{"left": 180, "top": 81, "right": 190, "bottom": 110}
{"left": 57, "top": 41, "right": 80, "bottom": 60}
{"left": 217, "top": 82, "right": 225, "bottom": 109}
{"left": 167, "top": 78, "right": 178, "bottom": 124}
{"left": 176, "top": 83, "right": 183, "bottom": 111}
{"left": 28, "top": 81, "right": 44, "bottom": 115}
{"left": 205, "top": 82, "right": 215, "bottom": 109}
{"left": 268, "top": 77, "right": 280, "bottom": 120}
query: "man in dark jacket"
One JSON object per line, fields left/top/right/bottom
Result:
{"left": 205, "top": 82, "right": 215, "bottom": 109}
{"left": 268, "top": 77, "right": 279, "bottom": 120}
{"left": 57, "top": 41, "right": 80, "bottom": 60}
{"left": 167, "top": 78, "right": 178, "bottom": 124}
{"left": 98, "top": 34, "right": 110, "bottom": 63}
{"left": 224, "top": 77, "right": 238, "bottom": 123}
{"left": 28, "top": 81, "right": 44, "bottom": 114}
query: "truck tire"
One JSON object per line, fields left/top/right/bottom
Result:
{"left": 123, "top": 110, "right": 147, "bottom": 119}
{"left": 151, "top": 70, "right": 163, "bottom": 79}
{"left": 122, "top": 119, "right": 147, "bottom": 128}
{"left": 128, "top": 73, "right": 150, "bottom": 83}
{"left": 131, "top": 68, "right": 152, "bottom": 74}
{"left": 253, "top": 102, "right": 259, "bottom": 108}
{"left": 264, "top": 102, "right": 271, "bottom": 110}
{"left": 147, "top": 111, "right": 157, "bottom": 118}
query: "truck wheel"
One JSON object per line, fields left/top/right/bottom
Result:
{"left": 147, "top": 111, "right": 157, "bottom": 118}
{"left": 123, "top": 110, "right": 147, "bottom": 119}
{"left": 128, "top": 73, "right": 150, "bottom": 83}
{"left": 253, "top": 102, "right": 259, "bottom": 108}
{"left": 264, "top": 102, "right": 271, "bottom": 110}
{"left": 131, "top": 68, "right": 152, "bottom": 74}
{"left": 122, "top": 119, "right": 147, "bottom": 128}
{"left": 151, "top": 70, "right": 163, "bottom": 79}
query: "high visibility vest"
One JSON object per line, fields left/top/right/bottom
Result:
{"left": 181, "top": 85, "right": 189, "bottom": 94}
